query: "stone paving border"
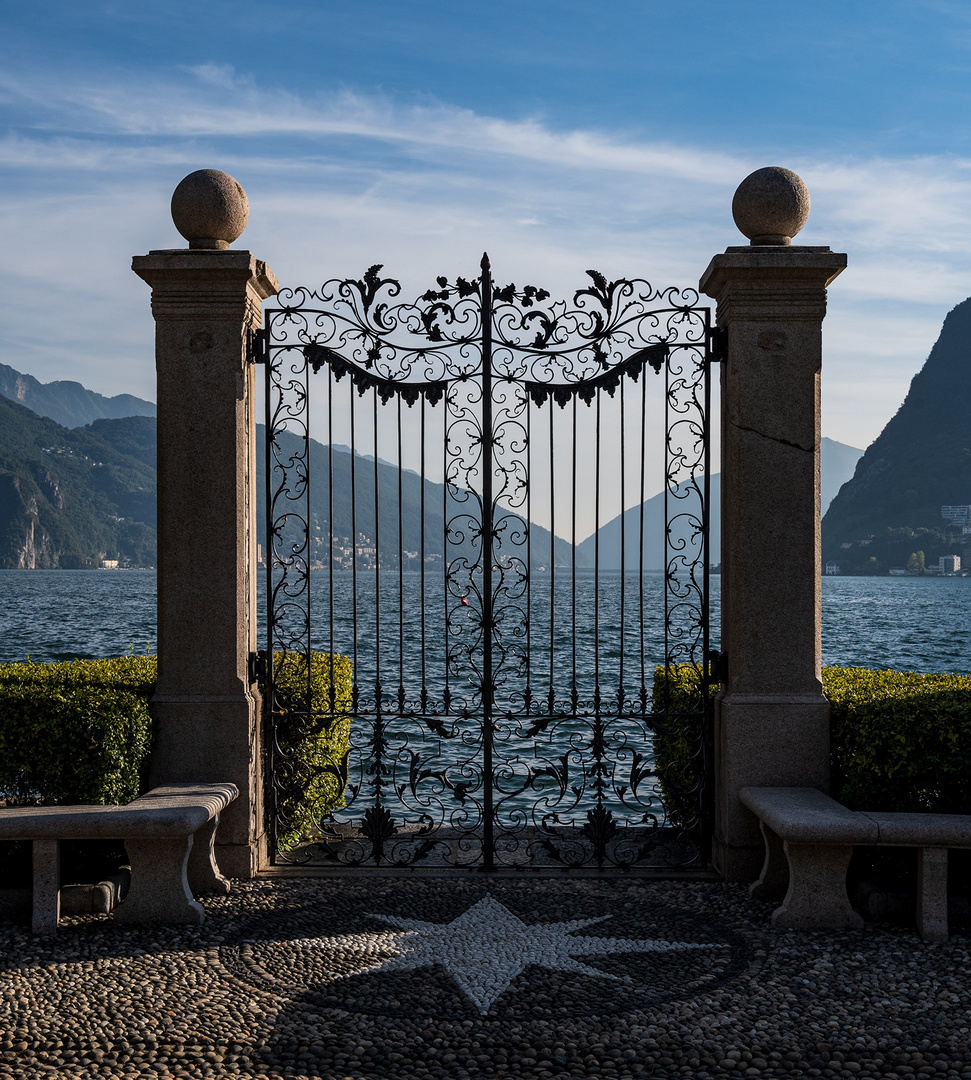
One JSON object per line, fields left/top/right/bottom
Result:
{"left": 0, "top": 877, "right": 969, "bottom": 1078}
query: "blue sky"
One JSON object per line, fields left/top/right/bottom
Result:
{"left": 4, "top": 1, "right": 971, "bottom": 452}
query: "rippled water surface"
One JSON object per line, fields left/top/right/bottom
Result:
{"left": 1, "top": 570, "right": 969, "bottom": 675}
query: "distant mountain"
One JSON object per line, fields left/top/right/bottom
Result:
{"left": 256, "top": 428, "right": 579, "bottom": 569}
{"left": 0, "top": 396, "right": 157, "bottom": 568}
{"left": 577, "top": 439, "right": 861, "bottom": 571}
{"left": 820, "top": 437, "right": 864, "bottom": 514}
{"left": 576, "top": 478, "right": 720, "bottom": 572}
{"left": 0, "top": 362, "right": 155, "bottom": 429}
{"left": 0, "top": 390, "right": 578, "bottom": 570}
{"left": 822, "top": 297, "right": 971, "bottom": 573}
{"left": 0, "top": 360, "right": 866, "bottom": 573}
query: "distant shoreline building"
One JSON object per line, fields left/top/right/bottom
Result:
{"left": 942, "top": 505, "right": 971, "bottom": 525}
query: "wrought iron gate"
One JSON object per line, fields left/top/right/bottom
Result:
{"left": 255, "top": 256, "right": 718, "bottom": 870}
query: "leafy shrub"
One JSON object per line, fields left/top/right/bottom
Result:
{"left": 652, "top": 664, "right": 971, "bottom": 829}
{"left": 651, "top": 664, "right": 716, "bottom": 834}
{"left": 826, "top": 666, "right": 971, "bottom": 813}
{"left": 260, "top": 650, "right": 353, "bottom": 851}
{"left": 0, "top": 656, "right": 156, "bottom": 805}
{"left": 0, "top": 650, "right": 354, "bottom": 857}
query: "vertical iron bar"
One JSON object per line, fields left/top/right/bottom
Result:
{"left": 420, "top": 397, "right": 427, "bottom": 711}
{"left": 302, "top": 343, "right": 312, "bottom": 842}
{"left": 593, "top": 386, "right": 603, "bottom": 820}
{"left": 619, "top": 379, "right": 625, "bottom": 708}
{"left": 328, "top": 364, "right": 335, "bottom": 716}
{"left": 663, "top": 345, "right": 670, "bottom": 679}
{"left": 263, "top": 316, "right": 277, "bottom": 863}
{"left": 373, "top": 388, "right": 381, "bottom": 697}
{"left": 443, "top": 385, "right": 450, "bottom": 714}
{"left": 480, "top": 253, "right": 495, "bottom": 872}
{"left": 373, "top": 387, "right": 384, "bottom": 860}
{"left": 594, "top": 388, "right": 601, "bottom": 698}
{"left": 702, "top": 317, "right": 714, "bottom": 862}
{"left": 639, "top": 363, "right": 648, "bottom": 711}
{"left": 548, "top": 402, "right": 555, "bottom": 710}
{"left": 525, "top": 395, "right": 531, "bottom": 715}
{"left": 350, "top": 383, "right": 359, "bottom": 716}
{"left": 397, "top": 394, "right": 405, "bottom": 714}
{"left": 571, "top": 397, "right": 578, "bottom": 705}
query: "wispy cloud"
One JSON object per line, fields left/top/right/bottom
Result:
{"left": 2, "top": 65, "right": 971, "bottom": 448}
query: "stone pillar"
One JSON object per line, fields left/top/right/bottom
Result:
{"left": 699, "top": 168, "right": 847, "bottom": 882}
{"left": 132, "top": 170, "right": 279, "bottom": 878}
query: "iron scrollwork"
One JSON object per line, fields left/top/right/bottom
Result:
{"left": 263, "top": 255, "right": 713, "bottom": 870}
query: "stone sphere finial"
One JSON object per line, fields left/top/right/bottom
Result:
{"left": 171, "top": 169, "right": 250, "bottom": 250}
{"left": 732, "top": 166, "right": 810, "bottom": 246}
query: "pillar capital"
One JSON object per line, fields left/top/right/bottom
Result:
{"left": 700, "top": 247, "right": 846, "bottom": 323}
{"left": 132, "top": 250, "right": 279, "bottom": 327}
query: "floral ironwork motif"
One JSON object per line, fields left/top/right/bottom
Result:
{"left": 262, "top": 255, "right": 714, "bottom": 870}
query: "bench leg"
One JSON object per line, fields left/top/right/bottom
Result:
{"left": 187, "top": 813, "right": 231, "bottom": 896}
{"left": 32, "top": 839, "right": 60, "bottom": 935}
{"left": 917, "top": 847, "right": 949, "bottom": 944}
{"left": 750, "top": 821, "right": 789, "bottom": 901}
{"left": 114, "top": 836, "right": 205, "bottom": 926}
{"left": 771, "top": 841, "right": 863, "bottom": 931}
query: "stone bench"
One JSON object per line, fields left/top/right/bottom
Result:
{"left": 0, "top": 782, "right": 238, "bottom": 934}
{"left": 740, "top": 786, "right": 971, "bottom": 943}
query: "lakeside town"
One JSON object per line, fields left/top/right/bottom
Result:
{"left": 825, "top": 503, "right": 971, "bottom": 576}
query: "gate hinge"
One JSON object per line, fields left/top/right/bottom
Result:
{"left": 249, "top": 649, "right": 268, "bottom": 684}
{"left": 706, "top": 649, "right": 727, "bottom": 684}
{"left": 709, "top": 326, "right": 728, "bottom": 364}
{"left": 248, "top": 327, "right": 267, "bottom": 366}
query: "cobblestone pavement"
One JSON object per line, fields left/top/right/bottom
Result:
{"left": 1, "top": 876, "right": 969, "bottom": 1079}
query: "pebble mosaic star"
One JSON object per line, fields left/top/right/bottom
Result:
{"left": 305, "top": 894, "right": 727, "bottom": 1014}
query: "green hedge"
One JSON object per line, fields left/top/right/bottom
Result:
{"left": 827, "top": 667, "right": 971, "bottom": 813}
{"left": 0, "top": 651, "right": 354, "bottom": 858}
{"left": 651, "top": 664, "right": 715, "bottom": 833}
{"left": 260, "top": 650, "right": 353, "bottom": 852}
{"left": 0, "top": 656, "right": 156, "bottom": 805}
{"left": 652, "top": 664, "right": 971, "bottom": 829}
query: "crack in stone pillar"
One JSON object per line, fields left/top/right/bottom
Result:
{"left": 699, "top": 168, "right": 847, "bottom": 882}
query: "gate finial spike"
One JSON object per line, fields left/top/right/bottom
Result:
{"left": 481, "top": 252, "right": 490, "bottom": 272}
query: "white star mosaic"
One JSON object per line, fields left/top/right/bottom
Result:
{"left": 304, "top": 894, "right": 727, "bottom": 1013}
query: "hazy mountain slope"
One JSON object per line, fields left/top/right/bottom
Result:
{"left": 820, "top": 436, "right": 864, "bottom": 514}
{"left": 0, "top": 362, "right": 156, "bottom": 429}
{"left": 255, "top": 427, "right": 579, "bottom": 569}
{"left": 822, "top": 297, "right": 971, "bottom": 572}
{"left": 577, "top": 439, "right": 861, "bottom": 570}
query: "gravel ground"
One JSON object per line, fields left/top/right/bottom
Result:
{"left": 1, "top": 876, "right": 969, "bottom": 1079}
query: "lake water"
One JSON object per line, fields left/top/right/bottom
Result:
{"left": 2, "top": 568, "right": 966, "bottom": 854}
{"left": 0, "top": 570, "right": 968, "bottom": 675}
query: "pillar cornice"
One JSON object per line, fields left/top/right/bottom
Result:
{"left": 700, "top": 247, "right": 846, "bottom": 324}
{"left": 131, "top": 250, "right": 279, "bottom": 327}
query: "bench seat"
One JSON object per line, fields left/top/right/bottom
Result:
{"left": 740, "top": 786, "right": 971, "bottom": 943}
{"left": 0, "top": 782, "right": 238, "bottom": 934}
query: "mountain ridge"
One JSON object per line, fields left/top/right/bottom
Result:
{"left": 822, "top": 297, "right": 971, "bottom": 573}
{"left": 0, "top": 362, "right": 156, "bottom": 430}
{"left": 0, "top": 362, "right": 864, "bottom": 571}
